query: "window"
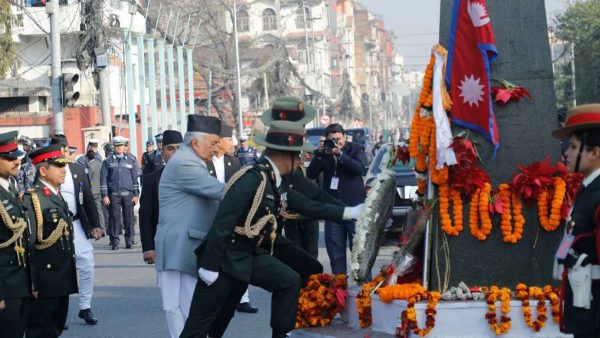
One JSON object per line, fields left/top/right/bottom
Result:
{"left": 295, "top": 6, "right": 311, "bottom": 29}
{"left": 0, "top": 97, "right": 29, "bottom": 113}
{"left": 237, "top": 10, "right": 249, "bottom": 32}
{"left": 110, "top": 0, "right": 121, "bottom": 9}
{"left": 262, "top": 8, "right": 276, "bottom": 31}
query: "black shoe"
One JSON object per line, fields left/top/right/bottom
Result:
{"left": 63, "top": 324, "right": 69, "bottom": 330}
{"left": 111, "top": 244, "right": 119, "bottom": 250}
{"left": 78, "top": 308, "right": 98, "bottom": 325}
{"left": 236, "top": 302, "right": 258, "bottom": 313}
{"left": 125, "top": 243, "right": 133, "bottom": 249}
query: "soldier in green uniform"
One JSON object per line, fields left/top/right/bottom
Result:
{"left": 23, "top": 144, "right": 78, "bottom": 338}
{"left": 0, "top": 131, "right": 35, "bottom": 338}
{"left": 181, "top": 121, "right": 363, "bottom": 338}
{"left": 261, "top": 97, "right": 343, "bottom": 259}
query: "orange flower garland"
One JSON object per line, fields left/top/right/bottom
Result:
{"left": 537, "top": 177, "right": 566, "bottom": 232}
{"left": 419, "top": 55, "right": 435, "bottom": 109}
{"left": 517, "top": 284, "right": 548, "bottom": 332}
{"left": 376, "top": 283, "right": 425, "bottom": 303}
{"left": 470, "top": 183, "right": 493, "bottom": 240}
{"left": 498, "top": 184, "right": 525, "bottom": 244}
{"left": 439, "top": 184, "right": 463, "bottom": 236}
{"left": 485, "top": 286, "right": 512, "bottom": 335}
{"left": 543, "top": 285, "right": 560, "bottom": 323}
{"left": 356, "top": 275, "right": 385, "bottom": 328}
{"left": 398, "top": 290, "right": 442, "bottom": 337}
{"left": 295, "top": 274, "right": 347, "bottom": 328}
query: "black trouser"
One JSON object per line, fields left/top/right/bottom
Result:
{"left": 0, "top": 297, "right": 29, "bottom": 338}
{"left": 108, "top": 193, "right": 135, "bottom": 246}
{"left": 283, "top": 218, "right": 320, "bottom": 258}
{"left": 26, "top": 296, "right": 69, "bottom": 338}
{"left": 271, "top": 236, "right": 323, "bottom": 284}
{"left": 574, "top": 328, "right": 600, "bottom": 338}
{"left": 180, "top": 253, "right": 301, "bottom": 338}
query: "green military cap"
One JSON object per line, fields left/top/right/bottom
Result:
{"left": 261, "top": 96, "right": 316, "bottom": 126}
{"left": 254, "top": 121, "right": 315, "bottom": 152}
{"left": 0, "top": 131, "right": 25, "bottom": 159}
{"left": 29, "top": 144, "right": 72, "bottom": 166}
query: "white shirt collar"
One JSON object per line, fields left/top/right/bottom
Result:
{"left": 0, "top": 176, "right": 9, "bottom": 192}
{"left": 264, "top": 156, "right": 281, "bottom": 188}
{"left": 583, "top": 167, "right": 600, "bottom": 187}
{"left": 39, "top": 179, "right": 59, "bottom": 195}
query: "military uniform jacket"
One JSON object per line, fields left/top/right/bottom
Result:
{"left": 22, "top": 182, "right": 78, "bottom": 298}
{"left": 206, "top": 154, "right": 242, "bottom": 183}
{"left": 68, "top": 163, "right": 101, "bottom": 239}
{"left": 561, "top": 175, "right": 600, "bottom": 334}
{"left": 0, "top": 183, "right": 35, "bottom": 300}
{"left": 197, "top": 160, "right": 345, "bottom": 283}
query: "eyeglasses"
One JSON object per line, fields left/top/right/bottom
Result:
{"left": 328, "top": 137, "right": 343, "bottom": 143}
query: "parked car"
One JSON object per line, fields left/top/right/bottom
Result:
{"left": 365, "top": 143, "right": 418, "bottom": 242}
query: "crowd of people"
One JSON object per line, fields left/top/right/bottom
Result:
{"left": 0, "top": 96, "right": 369, "bottom": 338}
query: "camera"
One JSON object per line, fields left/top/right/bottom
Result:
{"left": 323, "top": 139, "right": 336, "bottom": 151}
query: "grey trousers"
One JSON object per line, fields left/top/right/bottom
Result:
{"left": 92, "top": 194, "right": 106, "bottom": 231}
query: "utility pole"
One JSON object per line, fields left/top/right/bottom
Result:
{"left": 571, "top": 43, "right": 577, "bottom": 106}
{"left": 263, "top": 72, "right": 269, "bottom": 109}
{"left": 47, "top": 0, "right": 63, "bottom": 135}
{"left": 232, "top": 0, "right": 244, "bottom": 136}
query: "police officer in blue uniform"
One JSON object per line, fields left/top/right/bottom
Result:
{"left": 100, "top": 137, "right": 140, "bottom": 250}
{"left": 142, "top": 134, "right": 165, "bottom": 177}
{"left": 234, "top": 135, "right": 260, "bottom": 166}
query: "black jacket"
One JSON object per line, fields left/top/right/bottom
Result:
{"left": 561, "top": 175, "right": 600, "bottom": 334}
{"left": 0, "top": 184, "right": 35, "bottom": 301}
{"left": 68, "top": 163, "right": 101, "bottom": 239}
{"left": 306, "top": 141, "right": 368, "bottom": 207}
{"left": 206, "top": 155, "right": 242, "bottom": 183}
{"left": 139, "top": 167, "right": 164, "bottom": 252}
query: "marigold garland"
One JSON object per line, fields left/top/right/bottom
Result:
{"left": 439, "top": 184, "right": 463, "bottom": 236}
{"left": 295, "top": 274, "right": 348, "bottom": 328}
{"left": 537, "top": 177, "right": 566, "bottom": 232}
{"left": 470, "top": 183, "right": 493, "bottom": 240}
{"left": 356, "top": 274, "right": 385, "bottom": 328}
{"left": 376, "top": 283, "right": 425, "bottom": 303}
{"left": 397, "top": 290, "right": 442, "bottom": 337}
{"left": 515, "top": 284, "right": 548, "bottom": 332}
{"left": 485, "top": 286, "right": 512, "bottom": 335}
{"left": 498, "top": 184, "right": 525, "bottom": 244}
{"left": 543, "top": 285, "right": 560, "bottom": 323}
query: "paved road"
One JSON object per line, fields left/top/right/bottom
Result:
{"left": 63, "top": 225, "right": 394, "bottom": 338}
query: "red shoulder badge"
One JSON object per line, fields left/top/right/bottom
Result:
{"left": 42, "top": 186, "right": 52, "bottom": 197}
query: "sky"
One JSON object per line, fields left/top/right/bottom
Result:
{"left": 358, "top": 0, "right": 570, "bottom": 70}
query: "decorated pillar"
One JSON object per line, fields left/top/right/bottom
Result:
{"left": 430, "top": 0, "right": 562, "bottom": 289}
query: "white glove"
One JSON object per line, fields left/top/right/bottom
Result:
{"left": 198, "top": 268, "right": 219, "bottom": 286}
{"left": 343, "top": 203, "right": 365, "bottom": 220}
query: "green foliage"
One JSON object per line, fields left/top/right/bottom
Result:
{"left": 555, "top": 0, "right": 600, "bottom": 105}
{"left": 554, "top": 61, "right": 574, "bottom": 110}
{"left": 0, "top": 0, "right": 15, "bottom": 79}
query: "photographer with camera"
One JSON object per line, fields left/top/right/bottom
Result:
{"left": 307, "top": 123, "right": 368, "bottom": 274}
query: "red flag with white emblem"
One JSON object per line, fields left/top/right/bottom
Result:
{"left": 446, "top": 0, "right": 499, "bottom": 151}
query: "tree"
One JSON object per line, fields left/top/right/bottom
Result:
{"left": 0, "top": 0, "right": 16, "bottom": 79}
{"left": 554, "top": 0, "right": 600, "bottom": 105}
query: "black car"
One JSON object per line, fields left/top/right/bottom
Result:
{"left": 365, "top": 143, "right": 418, "bottom": 242}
